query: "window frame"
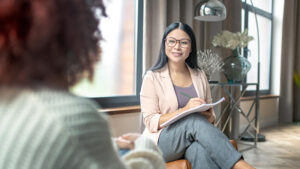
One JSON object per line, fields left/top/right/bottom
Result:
{"left": 242, "top": 0, "right": 274, "bottom": 96}
{"left": 92, "top": 0, "right": 144, "bottom": 108}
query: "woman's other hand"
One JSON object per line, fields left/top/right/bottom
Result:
{"left": 201, "top": 108, "right": 213, "bottom": 120}
{"left": 122, "top": 133, "right": 141, "bottom": 141}
{"left": 115, "top": 133, "right": 141, "bottom": 150}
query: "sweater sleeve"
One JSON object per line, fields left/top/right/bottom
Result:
{"left": 60, "top": 99, "right": 165, "bottom": 169}
{"left": 122, "top": 136, "right": 165, "bottom": 169}
{"left": 0, "top": 89, "right": 165, "bottom": 169}
{"left": 57, "top": 101, "right": 128, "bottom": 169}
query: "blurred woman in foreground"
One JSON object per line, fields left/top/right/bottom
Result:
{"left": 0, "top": 0, "right": 165, "bottom": 169}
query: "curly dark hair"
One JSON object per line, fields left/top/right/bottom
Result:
{"left": 0, "top": 0, "right": 106, "bottom": 88}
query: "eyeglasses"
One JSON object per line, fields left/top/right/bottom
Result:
{"left": 165, "top": 37, "right": 191, "bottom": 48}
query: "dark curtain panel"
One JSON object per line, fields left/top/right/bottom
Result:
{"left": 279, "top": 0, "right": 300, "bottom": 123}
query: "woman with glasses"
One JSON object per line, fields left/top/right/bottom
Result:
{"left": 140, "top": 21, "right": 254, "bottom": 169}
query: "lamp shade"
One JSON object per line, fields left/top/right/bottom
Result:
{"left": 194, "top": 0, "right": 227, "bottom": 22}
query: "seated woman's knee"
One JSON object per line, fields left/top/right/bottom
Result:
{"left": 175, "top": 114, "right": 213, "bottom": 129}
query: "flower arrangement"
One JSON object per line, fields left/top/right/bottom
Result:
{"left": 212, "top": 29, "right": 254, "bottom": 50}
{"left": 197, "top": 49, "right": 224, "bottom": 80}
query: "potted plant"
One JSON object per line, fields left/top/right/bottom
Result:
{"left": 212, "top": 29, "right": 254, "bottom": 83}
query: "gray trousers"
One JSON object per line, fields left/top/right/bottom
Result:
{"left": 158, "top": 114, "right": 242, "bottom": 169}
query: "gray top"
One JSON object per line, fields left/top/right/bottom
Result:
{"left": 0, "top": 87, "right": 165, "bottom": 169}
{"left": 173, "top": 84, "right": 198, "bottom": 108}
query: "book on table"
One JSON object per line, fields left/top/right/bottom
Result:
{"left": 160, "top": 97, "right": 225, "bottom": 128}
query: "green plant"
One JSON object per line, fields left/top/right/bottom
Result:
{"left": 294, "top": 72, "right": 300, "bottom": 87}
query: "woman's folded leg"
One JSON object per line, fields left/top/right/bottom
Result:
{"left": 158, "top": 113, "right": 242, "bottom": 169}
{"left": 185, "top": 142, "right": 219, "bottom": 169}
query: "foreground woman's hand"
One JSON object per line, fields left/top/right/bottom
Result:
{"left": 115, "top": 133, "right": 141, "bottom": 150}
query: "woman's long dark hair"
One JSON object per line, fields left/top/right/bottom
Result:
{"left": 150, "top": 22, "right": 199, "bottom": 71}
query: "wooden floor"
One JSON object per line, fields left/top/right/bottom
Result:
{"left": 238, "top": 124, "right": 300, "bottom": 169}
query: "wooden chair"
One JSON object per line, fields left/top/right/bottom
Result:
{"left": 166, "top": 159, "right": 191, "bottom": 169}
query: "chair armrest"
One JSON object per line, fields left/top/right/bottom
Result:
{"left": 166, "top": 159, "right": 191, "bottom": 169}
{"left": 229, "top": 139, "right": 238, "bottom": 150}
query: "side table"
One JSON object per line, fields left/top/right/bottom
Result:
{"left": 209, "top": 82, "right": 260, "bottom": 151}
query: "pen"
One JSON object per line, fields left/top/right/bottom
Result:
{"left": 180, "top": 92, "right": 193, "bottom": 99}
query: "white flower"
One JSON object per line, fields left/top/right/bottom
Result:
{"left": 212, "top": 29, "right": 254, "bottom": 50}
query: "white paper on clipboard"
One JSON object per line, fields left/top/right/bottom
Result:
{"left": 160, "top": 97, "right": 225, "bottom": 128}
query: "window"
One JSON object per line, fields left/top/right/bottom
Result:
{"left": 241, "top": 0, "right": 273, "bottom": 95}
{"left": 70, "top": 0, "right": 144, "bottom": 108}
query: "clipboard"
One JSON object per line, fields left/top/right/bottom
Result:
{"left": 160, "top": 97, "right": 225, "bottom": 128}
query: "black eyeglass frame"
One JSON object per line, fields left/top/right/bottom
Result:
{"left": 164, "top": 37, "right": 191, "bottom": 48}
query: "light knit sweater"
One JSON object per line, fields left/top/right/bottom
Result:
{"left": 0, "top": 87, "right": 165, "bottom": 169}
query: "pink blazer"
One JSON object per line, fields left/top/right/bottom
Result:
{"left": 140, "top": 63, "right": 216, "bottom": 144}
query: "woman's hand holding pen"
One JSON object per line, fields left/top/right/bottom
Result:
{"left": 181, "top": 95, "right": 213, "bottom": 120}
{"left": 183, "top": 98, "right": 206, "bottom": 110}
{"left": 179, "top": 92, "right": 206, "bottom": 111}
{"left": 160, "top": 92, "right": 213, "bottom": 126}
{"left": 183, "top": 98, "right": 213, "bottom": 120}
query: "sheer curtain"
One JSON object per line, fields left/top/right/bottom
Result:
{"left": 279, "top": 0, "right": 300, "bottom": 123}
